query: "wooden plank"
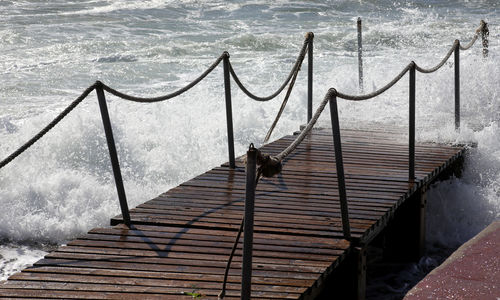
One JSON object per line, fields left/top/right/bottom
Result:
{"left": 0, "top": 127, "right": 466, "bottom": 299}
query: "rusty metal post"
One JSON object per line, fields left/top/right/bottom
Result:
{"left": 95, "top": 82, "right": 131, "bottom": 226}
{"left": 481, "top": 20, "right": 489, "bottom": 58}
{"left": 241, "top": 144, "right": 257, "bottom": 300}
{"left": 354, "top": 246, "right": 367, "bottom": 300}
{"left": 417, "top": 185, "right": 427, "bottom": 257}
{"left": 409, "top": 63, "right": 416, "bottom": 182}
{"left": 307, "top": 32, "right": 314, "bottom": 123}
{"left": 454, "top": 41, "right": 460, "bottom": 130}
{"left": 329, "top": 91, "right": 351, "bottom": 240}
{"left": 357, "top": 17, "right": 364, "bottom": 93}
{"left": 223, "top": 52, "right": 236, "bottom": 169}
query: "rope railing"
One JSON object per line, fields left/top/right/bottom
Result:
{"left": 0, "top": 18, "right": 490, "bottom": 300}
{"left": 101, "top": 54, "right": 225, "bottom": 102}
{"left": 324, "top": 19, "right": 488, "bottom": 239}
{"left": 460, "top": 20, "right": 486, "bottom": 51}
{"left": 228, "top": 33, "right": 312, "bottom": 102}
{"left": 238, "top": 19, "right": 489, "bottom": 298}
{"left": 0, "top": 84, "right": 96, "bottom": 169}
{"left": 415, "top": 40, "right": 457, "bottom": 73}
{"left": 337, "top": 62, "right": 414, "bottom": 101}
{"left": 263, "top": 42, "right": 308, "bottom": 143}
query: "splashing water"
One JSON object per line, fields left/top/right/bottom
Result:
{"left": 0, "top": 1, "right": 498, "bottom": 296}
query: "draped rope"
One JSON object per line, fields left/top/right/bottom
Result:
{"left": 263, "top": 43, "right": 307, "bottom": 143}
{"left": 415, "top": 41, "right": 458, "bottom": 73}
{"left": 0, "top": 84, "right": 96, "bottom": 169}
{"left": 460, "top": 20, "right": 486, "bottom": 50}
{"left": 101, "top": 54, "right": 225, "bottom": 102}
{"left": 336, "top": 63, "right": 413, "bottom": 101}
{"left": 228, "top": 34, "right": 311, "bottom": 102}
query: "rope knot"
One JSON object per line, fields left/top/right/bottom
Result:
{"left": 256, "top": 150, "right": 282, "bottom": 178}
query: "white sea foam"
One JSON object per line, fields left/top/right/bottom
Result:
{"left": 0, "top": 244, "right": 49, "bottom": 282}
{"left": 0, "top": 0, "right": 498, "bottom": 294}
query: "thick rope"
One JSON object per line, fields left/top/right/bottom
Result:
{"left": 336, "top": 63, "right": 413, "bottom": 101}
{"left": 219, "top": 92, "right": 332, "bottom": 300}
{"left": 218, "top": 216, "right": 245, "bottom": 300}
{"left": 219, "top": 21, "right": 487, "bottom": 298}
{"left": 101, "top": 54, "right": 225, "bottom": 102}
{"left": 228, "top": 34, "right": 311, "bottom": 102}
{"left": 416, "top": 21, "right": 485, "bottom": 73}
{"left": 275, "top": 89, "right": 332, "bottom": 161}
{"left": 0, "top": 84, "right": 96, "bottom": 170}
{"left": 415, "top": 41, "right": 458, "bottom": 73}
{"left": 459, "top": 20, "right": 485, "bottom": 50}
{"left": 263, "top": 45, "right": 306, "bottom": 143}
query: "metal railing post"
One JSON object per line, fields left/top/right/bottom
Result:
{"left": 307, "top": 32, "right": 314, "bottom": 123}
{"left": 409, "top": 63, "right": 416, "bottom": 182}
{"left": 241, "top": 144, "right": 257, "bottom": 300}
{"left": 222, "top": 52, "right": 236, "bottom": 169}
{"left": 357, "top": 17, "right": 364, "bottom": 93}
{"left": 454, "top": 41, "right": 460, "bottom": 130}
{"left": 95, "top": 82, "right": 131, "bottom": 226}
{"left": 481, "top": 20, "right": 489, "bottom": 58}
{"left": 329, "top": 91, "right": 351, "bottom": 240}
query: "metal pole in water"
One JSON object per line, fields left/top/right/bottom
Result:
{"left": 409, "top": 63, "right": 416, "bottom": 182}
{"left": 454, "top": 41, "right": 460, "bottom": 130}
{"left": 241, "top": 144, "right": 257, "bottom": 300}
{"left": 357, "top": 17, "right": 364, "bottom": 94}
{"left": 95, "top": 82, "right": 131, "bottom": 226}
{"left": 307, "top": 32, "right": 314, "bottom": 123}
{"left": 329, "top": 91, "right": 351, "bottom": 240}
{"left": 223, "top": 52, "right": 236, "bottom": 169}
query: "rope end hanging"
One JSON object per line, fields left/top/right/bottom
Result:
{"left": 218, "top": 291, "right": 225, "bottom": 300}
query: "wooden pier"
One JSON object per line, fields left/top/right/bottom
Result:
{"left": 0, "top": 127, "right": 466, "bottom": 299}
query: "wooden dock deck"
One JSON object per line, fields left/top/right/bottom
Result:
{"left": 0, "top": 127, "right": 466, "bottom": 299}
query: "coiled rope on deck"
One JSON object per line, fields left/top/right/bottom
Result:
{"left": 0, "top": 84, "right": 96, "bottom": 169}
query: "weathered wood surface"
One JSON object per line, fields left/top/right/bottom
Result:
{"left": 0, "top": 128, "right": 465, "bottom": 299}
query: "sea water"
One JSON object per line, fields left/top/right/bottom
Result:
{"left": 0, "top": 0, "right": 498, "bottom": 297}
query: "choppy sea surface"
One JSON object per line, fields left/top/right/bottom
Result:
{"left": 0, "top": 0, "right": 498, "bottom": 297}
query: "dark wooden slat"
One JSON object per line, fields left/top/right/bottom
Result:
{"left": 0, "top": 127, "right": 466, "bottom": 299}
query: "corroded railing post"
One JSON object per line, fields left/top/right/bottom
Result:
{"left": 95, "top": 81, "right": 131, "bottom": 226}
{"left": 329, "top": 90, "right": 351, "bottom": 240}
{"left": 357, "top": 17, "right": 364, "bottom": 93}
{"left": 409, "top": 62, "right": 416, "bottom": 182}
{"left": 307, "top": 32, "right": 314, "bottom": 123}
{"left": 241, "top": 144, "right": 257, "bottom": 300}
{"left": 222, "top": 52, "right": 236, "bottom": 169}
{"left": 454, "top": 40, "right": 460, "bottom": 130}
